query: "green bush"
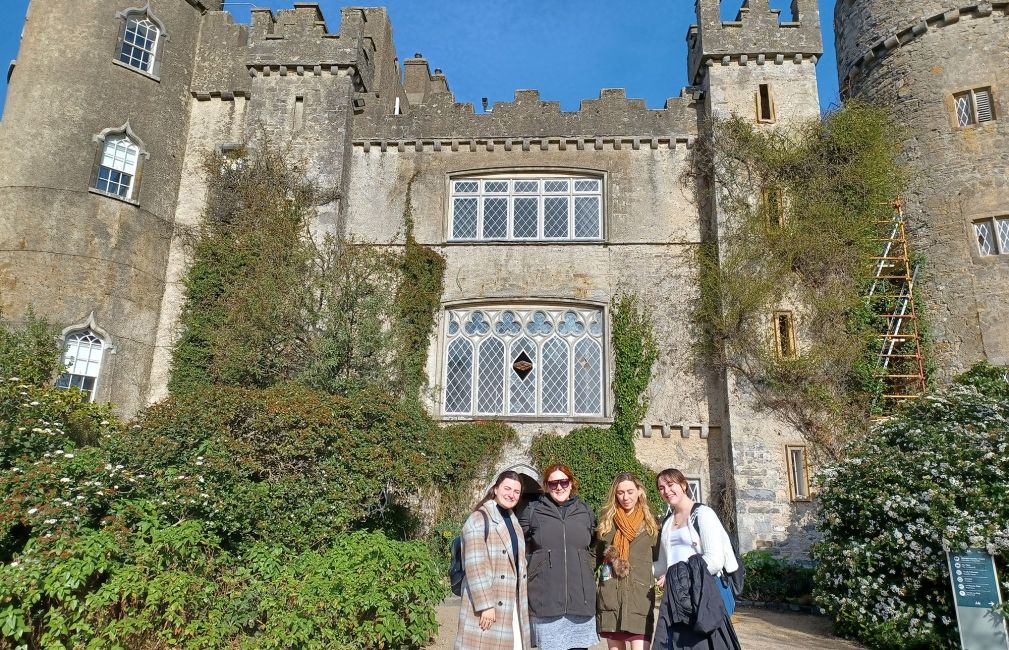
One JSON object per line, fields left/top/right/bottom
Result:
{"left": 530, "top": 426, "right": 659, "bottom": 512}
{"left": 1, "top": 517, "right": 444, "bottom": 649}
{"left": 814, "top": 364, "right": 1009, "bottom": 648}
{"left": 0, "top": 379, "right": 449, "bottom": 648}
{"left": 104, "top": 383, "right": 440, "bottom": 549}
{"left": 954, "top": 361, "right": 1009, "bottom": 400}
{"left": 0, "top": 310, "right": 64, "bottom": 388}
{"left": 740, "top": 551, "right": 814, "bottom": 603}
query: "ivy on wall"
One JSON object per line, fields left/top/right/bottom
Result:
{"left": 169, "top": 148, "right": 316, "bottom": 394}
{"left": 394, "top": 173, "right": 446, "bottom": 403}
{"left": 690, "top": 103, "right": 916, "bottom": 457}
{"left": 610, "top": 294, "right": 659, "bottom": 441}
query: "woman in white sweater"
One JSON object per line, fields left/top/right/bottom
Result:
{"left": 651, "top": 468, "right": 740, "bottom": 649}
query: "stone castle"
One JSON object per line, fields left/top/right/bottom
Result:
{"left": 0, "top": 0, "right": 1005, "bottom": 557}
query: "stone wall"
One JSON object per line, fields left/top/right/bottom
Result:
{"left": 696, "top": 0, "right": 824, "bottom": 557}
{"left": 0, "top": 0, "right": 206, "bottom": 414}
{"left": 836, "top": 1, "right": 1009, "bottom": 372}
{"left": 344, "top": 100, "right": 738, "bottom": 511}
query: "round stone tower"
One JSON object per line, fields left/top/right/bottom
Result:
{"left": 835, "top": 0, "right": 1009, "bottom": 375}
{"left": 0, "top": 0, "right": 220, "bottom": 412}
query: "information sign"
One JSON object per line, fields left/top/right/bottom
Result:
{"left": 947, "top": 549, "right": 1009, "bottom": 650}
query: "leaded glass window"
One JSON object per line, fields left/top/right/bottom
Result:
{"left": 974, "top": 217, "right": 1009, "bottom": 257}
{"left": 975, "top": 220, "right": 996, "bottom": 256}
{"left": 95, "top": 135, "right": 141, "bottom": 199}
{"left": 996, "top": 217, "right": 1009, "bottom": 254}
{"left": 117, "top": 14, "right": 161, "bottom": 74}
{"left": 954, "top": 88, "right": 996, "bottom": 127}
{"left": 56, "top": 330, "right": 104, "bottom": 402}
{"left": 449, "top": 175, "right": 603, "bottom": 242}
{"left": 443, "top": 306, "right": 605, "bottom": 417}
{"left": 444, "top": 338, "right": 473, "bottom": 413}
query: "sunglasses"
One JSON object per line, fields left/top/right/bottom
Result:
{"left": 547, "top": 479, "right": 571, "bottom": 490}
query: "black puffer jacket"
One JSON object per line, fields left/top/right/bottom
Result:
{"left": 518, "top": 495, "right": 596, "bottom": 618}
{"left": 652, "top": 554, "right": 739, "bottom": 650}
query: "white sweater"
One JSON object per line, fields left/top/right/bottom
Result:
{"left": 653, "top": 504, "right": 739, "bottom": 578}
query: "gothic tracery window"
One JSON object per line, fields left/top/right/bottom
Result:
{"left": 116, "top": 11, "right": 163, "bottom": 76}
{"left": 56, "top": 330, "right": 105, "bottom": 402}
{"left": 443, "top": 306, "right": 605, "bottom": 417}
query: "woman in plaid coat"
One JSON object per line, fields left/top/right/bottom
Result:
{"left": 455, "top": 471, "right": 532, "bottom": 650}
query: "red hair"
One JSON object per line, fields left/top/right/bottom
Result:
{"left": 541, "top": 463, "right": 579, "bottom": 494}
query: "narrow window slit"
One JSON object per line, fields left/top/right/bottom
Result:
{"left": 774, "top": 311, "right": 796, "bottom": 358}
{"left": 293, "top": 96, "right": 305, "bottom": 131}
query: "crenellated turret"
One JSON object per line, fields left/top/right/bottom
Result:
{"left": 687, "top": 0, "right": 822, "bottom": 86}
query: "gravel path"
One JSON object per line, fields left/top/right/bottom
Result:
{"left": 430, "top": 597, "right": 864, "bottom": 649}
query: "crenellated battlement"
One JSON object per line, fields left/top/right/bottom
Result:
{"left": 687, "top": 0, "right": 822, "bottom": 84}
{"left": 250, "top": 3, "right": 333, "bottom": 41}
{"left": 246, "top": 4, "right": 376, "bottom": 91}
{"left": 354, "top": 87, "right": 701, "bottom": 144}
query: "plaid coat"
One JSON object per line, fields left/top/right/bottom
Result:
{"left": 454, "top": 502, "right": 531, "bottom": 650}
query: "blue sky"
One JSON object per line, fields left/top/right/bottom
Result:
{"left": 0, "top": 1, "right": 839, "bottom": 116}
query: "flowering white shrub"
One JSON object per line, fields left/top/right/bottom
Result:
{"left": 814, "top": 366, "right": 1009, "bottom": 648}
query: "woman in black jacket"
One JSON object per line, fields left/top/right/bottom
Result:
{"left": 518, "top": 464, "right": 598, "bottom": 650}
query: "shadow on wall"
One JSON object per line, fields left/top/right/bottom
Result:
{"left": 766, "top": 499, "right": 819, "bottom": 563}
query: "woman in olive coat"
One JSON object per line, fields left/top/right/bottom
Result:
{"left": 595, "top": 473, "right": 660, "bottom": 650}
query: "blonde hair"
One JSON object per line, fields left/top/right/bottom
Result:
{"left": 597, "top": 472, "right": 659, "bottom": 537}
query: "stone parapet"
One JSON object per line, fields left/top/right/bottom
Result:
{"left": 247, "top": 5, "right": 374, "bottom": 91}
{"left": 353, "top": 88, "right": 700, "bottom": 141}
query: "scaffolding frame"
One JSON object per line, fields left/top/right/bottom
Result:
{"left": 866, "top": 200, "right": 927, "bottom": 411}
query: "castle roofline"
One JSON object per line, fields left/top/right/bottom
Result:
{"left": 838, "top": 1, "right": 1009, "bottom": 93}
{"left": 353, "top": 87, "right": 701, "bottom": 143}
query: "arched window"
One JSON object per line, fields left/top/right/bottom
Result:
{"left": 443, "top": 306, "right": 605, "bottom": 417}
{"left": 114, "top": 7, "right": 167, "bottom": 77}
{"left": 96, "top": 135, "right": 141, "bottom": 199}
{"left": 56, "top": 330, "right": 105, "bottom": 402}
{"left": 91, "top": 124, "right": 148, "bottom": 202}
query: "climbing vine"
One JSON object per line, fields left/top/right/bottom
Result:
{"left": 690, "top": 103, "right": 913, "bottom": 456}
{"left": 393, "top": 173, "right": 446, "bottom": 402}
{"left": 610, "top": 294, "right": 659, "bottom": 441}
{"left": 169, "top": 147, "right": 318, "bottom": 394}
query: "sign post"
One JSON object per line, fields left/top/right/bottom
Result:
{"left": 947, "top": 549, "right": 1009, "bottom": 650}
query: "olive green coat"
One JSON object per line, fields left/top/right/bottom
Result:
{"left": 594, "top": 524, "right": 658, "bottom": 637}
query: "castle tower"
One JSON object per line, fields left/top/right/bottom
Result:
{"left": 145, "top": 4, "right": 408, "bottom": 401}
{"left": 836, "top": 1, "right": 1009, "bottom": 373}
{"left": 0, "top": 0, "right": 219, "bottom": 414}
{"left": 688, "top": 0, "right": 823, "bottom": 555}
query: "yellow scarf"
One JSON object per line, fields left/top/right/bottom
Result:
{"left": 613, "top": 507, "right": 644, "bottom": 562}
